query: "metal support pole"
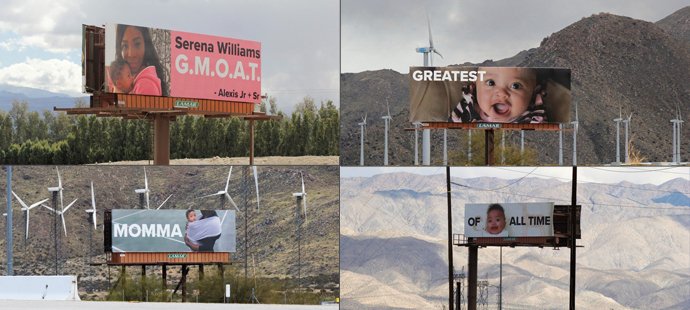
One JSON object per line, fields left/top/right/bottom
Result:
{"left": 485, "top": 130, "right": 494, "bottom": 166}
{"left": 249, "top": 120, "right": 255, "bottom": 165}
{"left": 6, "top": 166, "right": 12, "bottom": 276}
{"left": 414, "top": 124, "right": 420, "bottom": 165}
{"left": 499, "top": 247, "right": 502, "bottom": 310}
{"left": 570, "top": 166, "right": 577, "bottom": 310}
{"left": 446, "top": 166, "right": 453, "bottom": 309}
{"left": 422, "top": 129, "right": 431, "bottom": 165}
{"left": 572, "top": 122, "right": 578, "bottom": 166}
{"left": 443, "top": 129, "right": 448, "bottom": 165}
{"left": 615, "top": 120, "right": 621, "bottom": 163}
{"left": 673, "top": 121, "right": 677, "bottom": 163}
{"left": 468, "top": 246, "right": 478, "bottom": 310}
{"left": 360, "top": 123, "right": 365, "bottom": 166}
{"left": 559, "top": 123, "right": 563, "bottom": 166}
{"left": 624, "top": 120, "right": 630, "bottom": 163}
{"left": 501, "top": 131, "right": 505, "bottom": 164}
{"left": 153, "top": 115, "right": 170, "bottom": 165}
{"left": 162, "top": 265, "right": 167, "bottom": 290}
{"left": 52, "top": 191, "right": 58, "bottom": 275}
{"left": 384, "top": 118, "right": 389, "bottom": 166}
{"left": 468, "top": 130, "right": 472, "bottom": 163}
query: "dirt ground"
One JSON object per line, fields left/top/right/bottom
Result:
{"left": 100, "top": 156, "right": 339, "bottom": 165}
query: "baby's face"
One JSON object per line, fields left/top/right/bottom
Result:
{"left": 115, "top": 65, "right": 134, "bottom": 93}
{"left": 485, "top": 209, "right": 506, "bottom": 235}
{"left": 187, "top": 212, "right": 196, "bottom": 222}
{"left": 476, "top": 67, "right": 536, "bottom": 122}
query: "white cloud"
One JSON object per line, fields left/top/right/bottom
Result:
{"left": 0, "top": 58, "right": 81, "bottom": 95}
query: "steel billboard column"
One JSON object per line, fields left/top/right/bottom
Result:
{"left": 446, "top": 166, "right": 453, "bottom": 309}
{"left": 153, "top": 115, "right": 170, "bottom": 165}
{"left": 5, "top": 166, "right": 12, "bottom": 276}
{"left": 485, "top": 130, "right": 494, "bottom": 166}
{"left": 423, "top": 129, "right": 431, "bottom": 165}
{"left": 249, "top": 120, "right": 255, "bottom": 165}
{"left": 570, "top": 166, "right": 577, "bottom": 310}
{"left": 468, "top": 245, "right": 478, "bottom": 310}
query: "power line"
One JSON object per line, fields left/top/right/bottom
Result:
{"left": 450, "top": 168, "right": 539, "bottom": 191}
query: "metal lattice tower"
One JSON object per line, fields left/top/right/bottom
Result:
{"left": 454, "top": 267, "right": 466, "bottom": 310}
{"left": 478, "top": 279, "right": 490, "bottom": 310}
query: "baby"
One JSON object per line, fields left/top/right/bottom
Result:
{"left": 485, "top": 203, "right": 507, "bottom": 235}
{"left": 450, "top": 67, "right": 547, "bottom": 123}
{"left": 109, "top": 59, "right": 134, "bottom": 93}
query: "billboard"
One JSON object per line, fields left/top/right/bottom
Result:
{"left": 409, "top": 67, "right": 571, "bottom": 124}
{"left": 464, "top": 202, "right": 554, "bottom": 238}
{"left": 112, "top": 209, "right": 236, "bottom": 253}
{"left": 104, "top": 23, "right": 261, "bottom": 103}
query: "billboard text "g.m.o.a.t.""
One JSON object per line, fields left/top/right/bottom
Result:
{"left": 105, "top": 23, "right": 261, "bottom": 103}
{"left": 464, "top": 202, "right": 554, "bottom": 238}
{"left": 112, "top": 209, "right": 236, "bottom": 253}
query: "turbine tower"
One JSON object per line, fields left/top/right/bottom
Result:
{"left": 671, "top": 105, "right": 683, "bottom": 164}
{"left": 134, "top": 167, "right": 151, "bottom": 209}
{"left": 623, "top": 113, "right": 632, "bottom": 163}
{"left": 358, "top": 114, "right": 367, "bottom": 166}
{"left": 613, "top": 107, "right": 623, "bottom": 164}
{"left": 292, "top": 172, "right": 308, "bottom": 301}
{"left": 382, "top": 99, "right": 392, "bottom": 166}
{"left": 415, "top": 14, "right": 443, "bottom": 166}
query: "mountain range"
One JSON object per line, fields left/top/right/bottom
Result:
{"left": 340, "top": 171, "right": 690, "bottom": 309}
{"left": 0, "top": 84, "right": 87, "bottom": 113}
{"left": 340, "top": 7, "right": 690, "bottom": 165}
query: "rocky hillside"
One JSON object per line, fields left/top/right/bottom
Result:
{"left": 340, "top": 8, "right": 690, "bottom": 165}
{"left": 0, "top": 165, "right": 339, "bottom": 297}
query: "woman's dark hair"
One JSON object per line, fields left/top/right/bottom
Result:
{"left": 487, "top": 203, "right": 505, "bottom": 215}
{"left": 115, "top": 24, "right": 169, "bottom": 95}
{"left": 200, "top": 210, "right": 218, "bottom": 219}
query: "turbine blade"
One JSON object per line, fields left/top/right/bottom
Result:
{"left": 253, "top": 166, "right": 260, "bottom": 211}
{"left": 145, "top": 191, "right": 150, "bottom": 210}
{"left": 25, "top": 209, "right": 30, "bottom": 240}
{"left": 11, "top": 191, "right": 30, "bottom": 210}
{"left": 29, "top": 198, "right": 50, "bottom": 210}
{"left": 144, "top": 167, "right": 148, "bottom": 191}
{"left": 59, "top": 189, "right": 64, "bottom": 214}
{"left": 157, "top": 194, "right": 173, "bottom": 210}
{"left": 41, "top": 204, "right": 56, "bottom": 213}
{"left": 226, "top": 193, "right": 240, "bottom": 212}
{"left": 199, "top": 192, "right": 223, "bottom": 199}
{"left": 56, "top": 166, "right": 61, "bottom": 188}
{"left": 433, "top": 49, "right": 444, "bottom": 59}
{"left": 62, "top": 199, "right": 78, "bottom": 214}
{"left": 301, "top": 173, "right": 305, "bottom": 194}
{"left": 92, "top": 212, "right": 97, "bottom": 230}
{"left": 61, "top": 213, "right": 67, "bottom": 236}
{"left": 386, "top": 99, "right": 391, "bottom": 117}
{"left": 225, "top": 167, "right": 233, "bottom": 192}
{"left": 91, "top": 181, "right": 96, "bottom": 210}
{"left": 427, "top": 14, "right": 433, "bottom": 48}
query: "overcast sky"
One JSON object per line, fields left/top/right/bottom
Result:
{"left": 341, "top": 166, "right": 690, "bottom": 186}
{"left": 0, "top": 0, "right": 338, "bottom": 114}
{"left": 342, "top": 0, "right": 689, "bottom": 73}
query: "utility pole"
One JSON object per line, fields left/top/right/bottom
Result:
{"left": 5, "top": 166, "right": 13, "bottom": 276}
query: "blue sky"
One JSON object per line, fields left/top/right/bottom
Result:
{"left": 0, "top": 0, "right": 339, "bottom": 114}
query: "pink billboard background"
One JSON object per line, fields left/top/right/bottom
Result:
{"left": 170, "top": 30, "right": 261, "bottom": 103}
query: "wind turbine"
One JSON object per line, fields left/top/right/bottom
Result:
{"left": 134, "top": 167, "right": 151, "bottom": 209}
{"left": 358, "top": 114, "right": 367, "bottom": 166}
{"left": 291, "top": 172, "right": 308, "bottom": 301}
{"left": 613, "top": 107, "right": 623, "bottom": 164}
{"left": 199, "top": 167, "right": 240, "bottom": 212}
{"left": 382, "top": 100, "right": 392, "bottom": 166}
{"left": 10, "top": 191, "right": 49, "bottom": 241}
{"left": 415, "top": 14, "right": 442, "bottom": 166}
